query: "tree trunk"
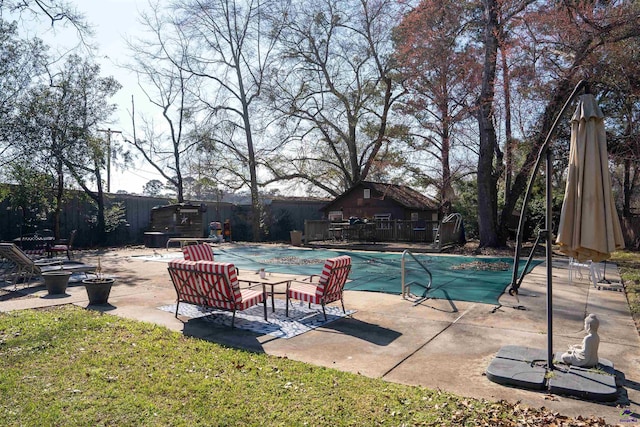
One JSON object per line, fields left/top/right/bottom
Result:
{"left": 440, "top": 97, "right": 454, "bottom": 215}
{"left": 623, "top": 158, "right": 630, "bottom": 217}
{"left": 497, "top": 34, "right": 593, "bottom": 242}
{"left": 54, "top": 159, "right": 64, "bottom": 240}
{"left": 236, "top": 62, "right": 262, "bottom": 242}
{"left": 477, "top": 0, "right": 500, "bottom": 248}
{"left": 497, "top": 80, "right": 572, "bottom": 243}
{"left": 501, "top": 44, "right": 513, "bottom": 201}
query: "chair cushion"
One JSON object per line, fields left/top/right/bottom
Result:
{"left": 169, "top": 259, "right": 264, "bottom": 313}
{"left": 168, "top": 260, "right": 208, "bottom": 306}
{"left": 183, "top": 244, "right": 215, "bottom": 261}
{"left": 288, "top": 282, "right": 321, "bottom": 304}
{"left": 317, "top": 256, "right": 351, "bottom": 302}
{"left": 195, "top": 261, "right": 241, "bottom": 309}
{"left": 237, "top": 288, "right": 265, "bottom": 310}
{"left": 288, "top": 256, "right": 351, "bottom": 306}
{"left": 24, "top": 248, "right": 46, "bottom": 257}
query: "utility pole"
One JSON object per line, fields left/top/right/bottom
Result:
{"left": 97, "top": 128, "right": 122, "bottom": 193}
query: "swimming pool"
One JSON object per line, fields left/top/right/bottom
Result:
{"left": 209, "top": 245, "right": 541, "bottom": 306}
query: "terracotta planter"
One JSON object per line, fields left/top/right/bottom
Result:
{"left": 82, "top": 278, "right": 115, "bottom": 305}
{"left": 42, "top": 271, "right": 72, "bottom": 295}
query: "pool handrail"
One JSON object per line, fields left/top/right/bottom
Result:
{"left": 401, "top": 250, "right": 433, "bottom": 300}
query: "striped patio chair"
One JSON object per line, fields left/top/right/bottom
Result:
{"left": 286, "top": 255, "right": 351, "bottom": 320}
{"left": 182, "top": 244, "right": 215, "bottom": 261}
{"left": 167, "top": 259, "right": 204, "bottom": 315}
{"left": 168, "top": 260, "right": 266, "bottom": 327}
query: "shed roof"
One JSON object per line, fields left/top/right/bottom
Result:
{"left": 323, "top": 181, "right": 438, "bottom": 211}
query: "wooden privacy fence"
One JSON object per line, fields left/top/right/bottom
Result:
{"left": 0, "top": 190, "right": 327, "bottom": 248}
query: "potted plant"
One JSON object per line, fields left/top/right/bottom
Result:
{"left": 82, "top": 258, "right": 115, "bottom": 305}
{"left": 42, "top": 270, "right": 73, "bottom": 295}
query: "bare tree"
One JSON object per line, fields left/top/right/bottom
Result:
{"left": 598, "top": 39, "right": 640, "bottom": 217}
{"left": 169, "top": 0, "right": 283, "bottom": 241}
{"left": 265, "top": 0, "right": 409, "bottom": 196}
{"left": 125, "top": 1, "right": 201, "bottom": 203}
{"left": 394, "top": 0, "right": 481, "bottom": 214}
{"left": 1, "top": 0, "right": 86, "bottom": 28}
{"left": 495, "top": 0, "right": 640, "bottom": 246}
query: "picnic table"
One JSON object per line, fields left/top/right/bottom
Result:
{"left": 12, "top": 235, "right": 55, "bottom": 257}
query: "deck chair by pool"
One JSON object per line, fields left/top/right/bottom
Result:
{"left": 167, "top": 259, "right": 266, "bottom": 328}
{"left": 0, "top": 243, "right": 96, "bottom": 286}
{"left": 286, "top": 255, "right": 351, "bottom": 320}
{"left": 182, "top": 243, "right": 215, "bottom": 261}
{"left": 50, "top": 230, "right": 77, "bottom": 259}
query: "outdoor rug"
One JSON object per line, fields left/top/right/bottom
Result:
{"left": 158, "top": 299, "right": 355, "bottom": 339}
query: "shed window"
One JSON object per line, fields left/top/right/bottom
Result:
{"left": 328, "top": 211, "right": 343, "bottom": 222}
{"left": 363, "top": 189, "right": 370, "bottom": 199}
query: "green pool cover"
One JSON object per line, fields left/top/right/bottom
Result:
{"left": 213, "top": 245, "right": 542, "bottom": 306}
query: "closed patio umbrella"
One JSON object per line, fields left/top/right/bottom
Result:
{"left": 556, "top": 93, "right": 625, "bottom": 263}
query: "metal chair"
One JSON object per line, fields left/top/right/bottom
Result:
{"left": 286, "top": 255, "right": 351, "bottom": 320}
{"left": 50, "top": 230, "right": 77, "bottom": 260}
{"left": 182, "top": 243, "right": 215, "bottom": 261}
{"left": 167, "top": 259, "right": 266, "bottom": 327}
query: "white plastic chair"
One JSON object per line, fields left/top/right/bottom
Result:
{"left": 568, "top": 258, "right": 603, "bottom": 288}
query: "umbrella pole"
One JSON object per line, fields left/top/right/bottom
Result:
{"left": 546, "top": 140, "right": 554, "bottom": 370}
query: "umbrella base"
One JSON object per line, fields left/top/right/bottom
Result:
{"left": 486, "top": 345, "right": 547, "bottom": 390}
{"left": 486, "top": 345, "right": 618, "bottom": 402}
{"left": 596, "top": 282, "right": 624, "bottom": 292}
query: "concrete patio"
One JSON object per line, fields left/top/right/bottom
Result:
{"left": 1, "top": 245, "right": 639, "bottom": 425}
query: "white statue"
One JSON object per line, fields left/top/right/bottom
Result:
{"left": 561, "top": 313, "right": 600, "bottom": 367}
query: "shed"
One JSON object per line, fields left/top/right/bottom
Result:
{"left": 321, "top": 181, "right": 439, "bottom": 223}
{"left": 144, "top": 203, "right": 207, "bottom": 247}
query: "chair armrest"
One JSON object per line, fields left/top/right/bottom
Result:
{"left": 289, "top": 278, "right": 319, "bottom": 287}
{"left": 239, "top": 281, "right": 266, "bottom": 294}
{"left": 298, "top": 274, "right": 320, "bottom": 283}
{"left": 238, "top": 279, "right": 259, "bottom": 287}
{"left": 238, "top": 280, "right": 266, "bottom": 292}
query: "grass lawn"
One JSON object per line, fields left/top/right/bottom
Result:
{"left": 611, "top": 250, "right": 640, "bottom": 333}
{"left": 0, "top": 305, "right": 612, "bottom": 427}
